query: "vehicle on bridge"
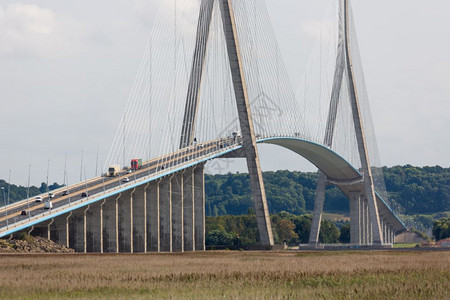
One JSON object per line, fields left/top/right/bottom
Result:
{"left": 44, "top": 200, "right": 53, "bottom": 210}
{"left": 130, "top": 159, "right": 143, "bottom": 170}
{"left": 107, "top": 165, "right": 121, "bottom": 177}
{"left": 35, "top": 196, "right": 42, "bottom": 202}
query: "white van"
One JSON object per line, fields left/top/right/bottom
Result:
{"left": 44, "top": 200, "right": 53, "bottom": 210}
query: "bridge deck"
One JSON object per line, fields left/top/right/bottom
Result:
{"left": 0, "top": 136, "right": 405, "bottom": 238}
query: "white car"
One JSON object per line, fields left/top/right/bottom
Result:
{"left": 44, "top": 200, "right": 53, "bottom": 210}
{"left": 35, "top": 196, "right": 43, "bottom": 202}
{"left": 122, "top": 177, "right": 130, "bottom": 183}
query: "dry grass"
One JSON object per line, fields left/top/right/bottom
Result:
{"left": 0, "top": 250, "right": 448, "bottom": 299}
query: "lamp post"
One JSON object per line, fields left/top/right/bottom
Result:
{"left": 27, "top": 164, "right": 31, "bottom": 220}
{"left": 6, "top": 170, "right": 11, "bottom": 228}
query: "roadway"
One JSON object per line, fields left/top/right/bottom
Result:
{"left": 0, "top": 137, "right": 235, "bottom": 233}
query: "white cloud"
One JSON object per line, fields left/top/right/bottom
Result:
{"left": 0, "top": 3, "right": 88, "bottom": 58}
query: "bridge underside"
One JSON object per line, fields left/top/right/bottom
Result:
{"left": 27, "top": 165, "right": 206, "bottom": 253}
{"left": 260, "top": 137, "right": 405, "bottom": 245}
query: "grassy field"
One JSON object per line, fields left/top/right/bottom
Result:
{"left": 393, "top": 243, "right": 420, "bottom": 248}
{"left": 322, "top": 212, "right": 349, "bottom": 222}
{"left": 0, "top": 250, "right": 448, "bottom": 299}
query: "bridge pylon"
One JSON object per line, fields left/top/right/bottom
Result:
{"left": 309, "top": 0, "right": 384, "bottom": 246}
{"left": 179, "top": 0, "right": 274, "bottom": 246}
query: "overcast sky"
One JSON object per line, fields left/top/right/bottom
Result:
{"left": 0, "top": 0, "right": 449, "bottom": 185}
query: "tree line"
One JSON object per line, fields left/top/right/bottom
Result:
{"left": 205, "top": 165, "right": 449, "bottom": 217}
{"left": 206, "top": 211, "right": 349, "bottom": 247}
{"left": 0, "top": 181, "right": 63, "bottom": 204}
{"left": 433, "top": 218, "right": 450, "bottom": 241}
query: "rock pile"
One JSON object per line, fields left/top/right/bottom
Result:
{"left": 0, "top": 234, "right": 74, "bottom": 253}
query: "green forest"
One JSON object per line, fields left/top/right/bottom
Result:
{"left": 206, "top": 211, "right": 349, "bottom": 248}
{"left": 205, "top": 165, "right": 449, "bottom": 217}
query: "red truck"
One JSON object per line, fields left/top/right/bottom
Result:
{"left": 130, "top": 159, "right": 143, "bottom": 170}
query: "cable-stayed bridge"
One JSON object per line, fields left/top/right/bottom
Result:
{"left": 0, "top": 0, "right": 405, "bottom": 251}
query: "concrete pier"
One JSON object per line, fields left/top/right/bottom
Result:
{"left": 194, "top": 164, "right": 205, "bottom": 251}
{"left": 172, "top": 173, "right": 184, "bottom": 252}
{"left": 69, "top": 207, "right": 88, "bottom": 252}
{"left": 159, "top": 177, "right": 172, "bottom": 252}
{"left": 183, "top": 168, "right": 195, "bottom": 251}
{"left": 309, "top": 172, "right": 326, "bottom": 246}
{"left": 349, "top": 192, "right": 361, "bottom": 245}
{"left": 50, "top": 214, "right": 70, "bottom": 247}
{"left": 118, "top": 191, "right": 132, "bottom": 252}
{"left": 133, "top": 186, "right": 147, "bottom": 252}
{"left": 103, "top": 195, "right": 118, "bottom": 253}
{"left": 86, "top": 202, "right": 102, "bottom": 252}
{"left": 147, "top": 181, "right": 159, "bottom": 252}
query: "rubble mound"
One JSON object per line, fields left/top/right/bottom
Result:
{"left": 0, "top": 233, "right": 74, "bottom": 253}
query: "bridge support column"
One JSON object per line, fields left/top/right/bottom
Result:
{"left": 183, "top": 168, "right": 195, "bottom": 251}
{"left": 30, "top": 219, "right": 53, "bottom": 239}
{"left": 172, "top": 172, "right": 184, "bottom": 252}
{"left": 360, "top": 197, "right": 366, "bottom": 245}
{"left": 389, "top": 227, "right": 392, "bottom": 244}
{"left": 86, "top": 201, "right": 103, "bottom": 252}
{"left": 385, "top": 219, "right": 388, "bottom": 245}
{"left": 365, "top": 198, "right": 370, "bottom": 245}
{"left": 344, "top": 0, "right": 384, "bottom": 245}
{"left": 219, "top": 0, "right": 273, "bottom": 247}
{"left": 388, "top": 224, "right": 391, "bottom": 245}
{"left": 160, "top": 177, "right": 172, "bottom": 252}
{"left": 50, "top": 215, "right": 70, "bottom": 247}
{"left": 69, "top": 206, "right": 88, "bottom": 253}
{"left": 389, "top": 226, "right": 394, "bottom": 245}
{"left": 133, "top": 185, "right": 147, "bottom": 253}
{"left": 147, "top": 181, "right": 160, "bottom": 252}
{"left": 118, "top": 191, "right": 133, "bottom": 253}
{"left": 103, "top": 195, "right": 119, "bottom": 253}
{"left": 386, "top": 225, "right": 391, "bottom": 245}
{"left": 349, "top": 191, "right": 361, "bottom": 245}
{"left": 309, "top": 172, "right": 326, "bottom": 246}
{"left": 387, "top": 226, "right": 390, "bottom": 244}
{"left": 194, "top": 164, "right": 205, "bottom": 251}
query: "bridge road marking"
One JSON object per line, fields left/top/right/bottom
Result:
{"left": 0, "top": 141, "right": 221, "bottom": 225}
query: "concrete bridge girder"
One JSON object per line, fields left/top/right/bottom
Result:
{"left": 25, "top": 164, "right": 205, "bottom": 253}
{"left": 258, "top": 137, "right": 403, "bottom": 245}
